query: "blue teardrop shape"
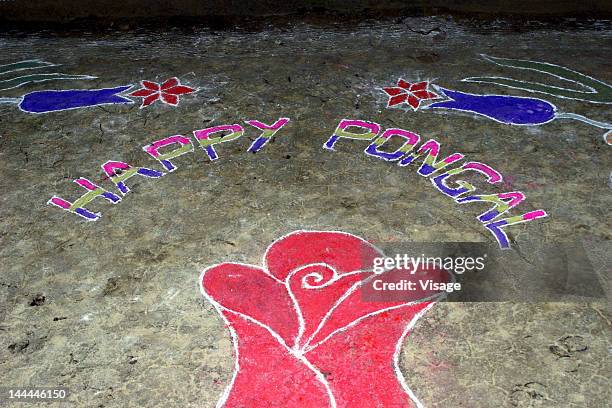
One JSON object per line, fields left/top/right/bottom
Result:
{"left": 19, "top": 86, "right": 133, "bottom": 113}
{"left": 428, "top": 88, "right": 556, "bottom": 125}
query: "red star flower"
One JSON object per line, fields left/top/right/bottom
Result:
{"left": 383, "top": 79, "right": 439, "bottom": 110}
{"left": 129, "top": 77, "right": 195, "bottom": 108}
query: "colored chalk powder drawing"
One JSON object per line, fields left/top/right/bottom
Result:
{"left": 324, "top": 119, "right": 548, "bottom": 249}
{"left": 245, "top": 117, "right": 291, "bottom": 153}
{"left": 17, "top": 86, "right": 134, "bottom": 113}
{"left": 0, "top": 59, "right": 197, "bottom": 113}
{"left": 0, "top": 59, "right": 96, "bottom": 91}
{"left": 48, "top": 116, "right": 545, "bottom": 250}
{"left": 48, "top": 118, "right": 290, "bottom": 221}
{"left": 128, "top": 77, "right": 196, "bottom": 108}
{"left": 200, "top": 230, "right": 453, "bottom": 408}
{"left": 381, "top": 55, "right": 612, "bottom": 145}
{"left": 464, "top": 55, "right": 612, "bottom": 104}
{"left": 382, "top": 79, "right": 440, "bottom": 110}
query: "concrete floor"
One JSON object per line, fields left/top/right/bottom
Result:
{"left": 0, "top": 17, "right": 610, "bottom": 407}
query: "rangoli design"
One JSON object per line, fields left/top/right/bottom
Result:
{"left": 382, "top": 55, "right": 612, "bottom": 145}
{"left": 323, "top": 119, "right": 548, "bottom": 249}
{"left": 383, "top": 79, "right": 440, "bottom": 110}
{"left": 200, "top": 230, "right": 452, "bottom": 408}
{"left": 0, "top": 59, "right": 197, "bottom": 113}
{"left": 0, "top": 59, "right": 95, "bottom": 91}
{"left": 128, "top": 78, "right": 195, "bottom": 108}
{"left": 465, "top": 54, "right": 612, "bottom": 104}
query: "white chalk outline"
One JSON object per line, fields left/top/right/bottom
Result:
{"left": 46, "top": 177, "right": 124, "bottom": 222}
{"left": 0, "top": 59, "right": 57, "bottom": 76}
{"left": 244, "top": 117, "right": 291, "bottom": 152}
{"left": 364, "top": 127, "right": 422, "bottom": 163}
{"left": 323, "top": 118, "right": 382, "bottom": 151}
{"left": 199, "top": 229, "right": 454, "bottom": 408}
{"left": 462, "top": 54, "right": 612, "bottom": 104}
{"left": 0, "top": 72, "right": 98, "bottom": 92}
{"left": 286, "top": 264, "right": 371, "bottom": 349}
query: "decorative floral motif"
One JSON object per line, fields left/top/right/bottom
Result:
{"left": 381, "top": 76, "right": 612, "bottom": 144}
{"left": 426, "top": 86, "right": 612, "bottom": 144}
{"left": 200, "top": 230, "right": 452, "bottom": 408}
{"left": 128, "top": 77, "right": 195, "bottom": 108}
{"left": 383, "top": 79, "right": 440, "bottom": 110}
{"left": 0, "top": 65, "right": 199, "bottom": 113}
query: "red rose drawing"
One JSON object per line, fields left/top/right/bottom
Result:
{"left": 200, "top": 230, "right": 452, "bottom": 407}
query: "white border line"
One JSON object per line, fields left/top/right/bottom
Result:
{"left": 0, "top": 59, "right": 57, "bottom": 76}
{"left": 462, "top": 54, "right": 612, "bottom": 104}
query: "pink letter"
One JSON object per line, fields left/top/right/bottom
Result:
{"left": 193, "top": 124, "right": 244, "bottom": 161}
{"left": 485, "top": 210, "right": 548, "bottom": 249}
{"left": 431, "top": 161, "right": 503, "bottom": 198}
{"left": 457, "top": 191, "right": 526, "bottom": 223}
{"left": 323, "top": 119, "right": 381, "bottom": 150}
{"left": 101, "top": 161, "right": 164, "bottom": 195}
{"left": 143, "top": 135, "right": 194, "bottom": 172}
{"left": 47, "top": 178, "right": 121, "bottom": 221}
{"left": 246, "top": 118, "right": 290, "bottom": 153}
{"left": 364, "top": 128, "right": 420, "bottom": 162}
{"left": 398, "top": 139, "right": 464, "bottom": 176}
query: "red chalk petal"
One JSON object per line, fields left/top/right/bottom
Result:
{"left": 288, "top": 265, "right": 370, "bottom": 349}
{"left": 412, "top": 90, "right": 439, "bottom": 100}
{"left": 202, "top": 263, "right": 299, "bottom": 346}
{"left": 160, "top": 77, "right": 179, "bottom": 90}
{"left": 142, "top": 93, "right": 160, "bottom": 107}
{"left": 161, "top": 92, "right": 179, "bottom": 106}
{"left": 165, "top": 85, "right": 195, "bottom": 95}
{"left": 383, "top": 87, "right": 404, "bottom": 96}
{"left": 142, "top": 80, "right": 160, "bottom": 90}
{"left": 389, "top": 94, "right": 408, "bottom": 106}
{"left": 397, "top": 79, "right": 412, "bottom": 89}
{"left": 129, "top": 88, "right": 156, "bottom": 97}
{"left": 222, "top": 313, "right": 333, "bottom": 407}
{"left": 307, "top": 266, "right": 451, "bottom": 347}
{"left": 409, "top": 81, "right": 428, "bottom": 92}
{"left": 264, "top": 231, "right": 382, "bottom": 282}
{"left": 407, "top": 95, "right": 420, "bottom": 109}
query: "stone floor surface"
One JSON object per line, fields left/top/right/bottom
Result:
{"left": 0, "top": 16, "right": 610, "bottom": 407}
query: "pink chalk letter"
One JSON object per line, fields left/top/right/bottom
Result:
{"left": 364, "top": 128, "right": 421, "bottom": 162}
{"left": 47, "top": 178, "right": 121, "bottom": 221}
{"left": 246, "top": 117, "right": 290, "bottom": 153}
{"left": 323, "top": 119, "right": 381, "bottom": 150}
{"left": 193, "top": 124, "right": 244, "bottom": 161}
{"left": 101, "top": 161, "right": 164, "bottom": 195}
{"left": 398, "top": 139, "right": 464, "bottom": 176}
{"left": 143, "top": 135, "right": 194, "bottom": 172}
